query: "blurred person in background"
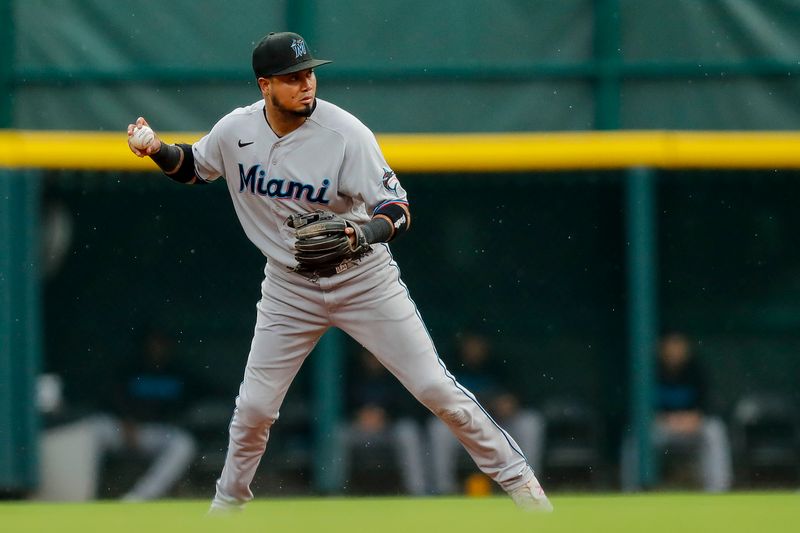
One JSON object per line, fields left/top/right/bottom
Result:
{"left": 94, "top": 327, "right": 198, "bottom": 500}
{"left": 333, "top": 349, "right": 427, "bottom": 495}
{"left": 427, "top": 331, "right": 545, "bottom": 494}
{"left": 37, "top": 328, "right": 197, "bottom": 500}
{"left": 621, "top": 332, "right": 732, "bottom": 492}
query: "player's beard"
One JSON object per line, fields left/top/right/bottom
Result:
{"left": 271, "top": 93, "right": 314, "bottom": 118}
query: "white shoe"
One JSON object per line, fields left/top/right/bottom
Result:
{"left": 207, "top": 498, "right": 245, "bottom": 516}
{"left": 207, "top": 504, "right": 243, "bottom": 517}
{"left": 508, "top": 478, "right": 553, "bottom": 512}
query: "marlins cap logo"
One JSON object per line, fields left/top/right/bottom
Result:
{"left": 290, "top": 39, "right": 308, "bottom": 59}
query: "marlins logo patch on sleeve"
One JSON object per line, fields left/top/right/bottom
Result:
{"left": 381, "top": 168, "right": 404, "bottom": 196}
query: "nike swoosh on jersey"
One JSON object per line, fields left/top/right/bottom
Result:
{"left": 238, "top": 140, "right": 254, "bottom": 147}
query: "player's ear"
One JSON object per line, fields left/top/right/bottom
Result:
{"left": 257, "top": 77, "right": 270, "bottom": 96}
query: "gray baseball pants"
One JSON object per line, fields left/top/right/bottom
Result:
{"left": 212, "top": 247, "right": 535, "bottom": 507}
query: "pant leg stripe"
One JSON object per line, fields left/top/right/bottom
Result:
{"left": 379, "top": 244, "right": 529, "bottom": 465}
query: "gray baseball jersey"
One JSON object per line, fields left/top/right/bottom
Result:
{"left": 202, "top": 97, "right": 548, "bottom": 510}
{"left": 192, "top": 98, "right": 407, "bottom": 269}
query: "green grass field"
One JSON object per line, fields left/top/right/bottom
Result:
{"left": 2, "top": 493, "right": 798, "bottom": 533}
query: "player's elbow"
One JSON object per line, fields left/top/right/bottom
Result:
{"left": 401, "top": 204, "right": 411, "bottom": 232}
{"left": 163, "top": 143, "right": 203, "bottom": 185}
{"left": 374, "top": 201, "right": 411, "bottom": 241}
{"left": 392, "top": 203, "right": 411, "bottom": 239}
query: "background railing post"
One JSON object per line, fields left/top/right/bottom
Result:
{"left": 311, "top": 328, "right": 345, "bottom": 493}
{"left": 594, "top": 0, "right": 621, "bottom": 130}
{"left": 0, "top": 0, "right": 13, "bottom": 127}
{"left": 626, "top": 166, "right": 658, "bottom": 489}
{"left": 0, "top": 169, "right": 41, "bottom": 494}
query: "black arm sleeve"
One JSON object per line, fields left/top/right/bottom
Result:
{"left": 149, "top": 142, "right": 181, "bottom": 172}
{"left": 361, "top": 217, "right": 393, "bottom": 244}
{"left": 150, "top": 143, "right": 203, "bottom": 184}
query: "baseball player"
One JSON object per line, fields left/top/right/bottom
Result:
{"left": 127, "top": 31, "right": 552, "bottom": 512}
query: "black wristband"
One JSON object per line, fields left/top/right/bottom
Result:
{"left": 361, "top": 217, "right": 393, "bottom": 244}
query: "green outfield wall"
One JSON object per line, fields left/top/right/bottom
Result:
{"left": 8, "top": 0, "right": 800, "bottom": 133}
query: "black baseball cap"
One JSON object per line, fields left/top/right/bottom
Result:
{"left": 252, "top": 32, "right": 332, "bottom": 77}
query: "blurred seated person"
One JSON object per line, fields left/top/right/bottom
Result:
{"left": 333, "top": 348, "right": 427, "bottom": 495}
{"left": 87, "top": 328, "right": 197, "bottom": 500}
{"left": 427, "top": 331, "right": 545, "bottom": 494}
{"left": 621, "top": 332, "right": 732, "bottom": 492}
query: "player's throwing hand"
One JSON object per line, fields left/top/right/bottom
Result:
{"left": 127, "top": 117, "right": 162, "bottom": 157}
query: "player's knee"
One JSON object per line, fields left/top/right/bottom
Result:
{"left": 415, "top": 381, "right": 451, "bottom": 411}
{"left": 236, "top": 398, "right": 279, "bottom": 428}
{"left": 436, "top": 407, "right": 471, "bottom": 427}
{"left": 415, "top": 383, "right": 471, "bottom": 427}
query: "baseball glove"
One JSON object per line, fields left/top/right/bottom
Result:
{"left": 287, "top": 210, "right": 372, "bottom": 275}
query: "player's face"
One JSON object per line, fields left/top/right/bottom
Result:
{"left": 263, "top": 69, "right": 317, "bottom": 118}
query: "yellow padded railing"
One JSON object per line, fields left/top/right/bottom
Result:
{"left": 1, "top": 130, "right": 799, "bottom": 172}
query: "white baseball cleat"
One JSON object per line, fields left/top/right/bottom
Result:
{"left": 207, "top": 499, "right": 245, "bottom": 516}
{"left": 508, "top": 478, "right": 554, "bottom": 512}
{"left": 207, "top": 504, "right": 243, "bottom": 517}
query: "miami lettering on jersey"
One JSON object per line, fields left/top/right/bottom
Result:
{"left": 238, "top": 164, "right": 331, "bottom": 204}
